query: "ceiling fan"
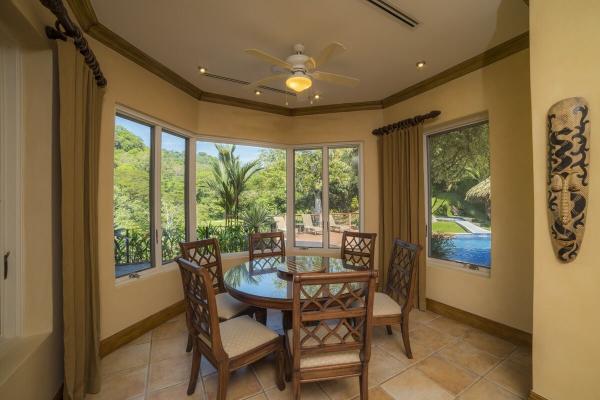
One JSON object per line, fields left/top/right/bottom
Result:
{"left": 245, "top": 42, "right": 359, "bottom": 94}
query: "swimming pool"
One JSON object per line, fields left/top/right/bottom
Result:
{"left": 443, "top": 233, "right": 491, "bottom": 268}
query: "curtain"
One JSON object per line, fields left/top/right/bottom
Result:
{"left": 378, "top": 124, "right": 427, "bottom": 309}
{"left": 58, "top": 41, "right": 104, "bottom": 400}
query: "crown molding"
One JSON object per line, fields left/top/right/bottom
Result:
{"left": 66, "top": 0, "right": 529, "bottom": 117}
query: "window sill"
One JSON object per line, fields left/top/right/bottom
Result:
{"left": 427, "top": 257, "right": 491, "bottom": 278}
{"left": 115, "top": 260, "right": 178, "bottom": 286}
{"left": 0, "top": 333, "right": 49, "bottom": 386}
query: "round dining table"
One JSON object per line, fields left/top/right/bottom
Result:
{"left": 223, "top": 255, "right": 360, "bottom": 329}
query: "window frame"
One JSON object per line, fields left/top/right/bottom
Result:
{"left": 113, "top": 106, "right": 365, "bottom": 282}
{"left": 423, "top": 115, "right": 492, "bottom": 277}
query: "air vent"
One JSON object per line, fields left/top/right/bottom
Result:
{"left": 366, "top": 0, "right": 419, "bottom": 27}
{"left": 202, "top": 72, "right": 296, "bottom": 97}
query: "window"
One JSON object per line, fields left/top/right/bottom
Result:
{"left": 196, "top": 141, "right": 287, "bottom": 253}
{"left": 113, "top": 115, "right": 153, "bottom": 277}
{"left": 426, "top": 120, "right": 491, "bottom": 269}
{"left": 293, "top": 145, "right": 362, "bottom": 249}
{"left": 160, "top": 131, "right": 188, "bottom": 262}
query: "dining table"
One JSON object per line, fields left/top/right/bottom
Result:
{"left": 223, "top": 255, "right": 363, "bottom": 329}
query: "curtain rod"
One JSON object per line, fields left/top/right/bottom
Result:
{"left": 41, "top": 0, "right": 107, "bottom": 88}
{"left": 372, "top": 110, "right": 441, "bottom": 135}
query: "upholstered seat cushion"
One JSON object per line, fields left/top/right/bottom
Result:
{"left": 216, "top": 292, "right": 251, "bottom": 320}
{"left": 217, "top": 315, "right": 279, "bottom": 358}
{"left": 286, "top": 325, "right": 361, "bottom": 368}
{"left": 373, "top": 292, "right": 402, "bottom": 317}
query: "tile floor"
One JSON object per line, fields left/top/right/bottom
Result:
{"left": 88, "top": 309, "right": 531, "bottom": 400}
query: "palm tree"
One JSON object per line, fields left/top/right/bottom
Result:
{"left": 207, "top": 144, "right": 262, "bottom": 225}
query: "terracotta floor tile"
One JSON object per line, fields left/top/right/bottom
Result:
{"left": 86, "top": 366, "right": 147, "bottom": 400}
{"left": 380, "top": 367, "right": 454, "bottom": 400}
{"left": 203, "top": 366, "right": 262, "bottom": 400}
{"left": 458, "top": 378, "right": 522, "bottom": 400}
{"left": 246, "top": 394, "right": 268, "bottom": 400}
{"left": 463, "top": 330, "right": 515, "bottom": 358}
{"left": 487, "top": 359, "right": 532, "bottom": 398}
{"left": 151, "top": 335, "right": 190, "bottom": 363}
{"left": 127, "top": 331, "right": 152, "bottom": 346}
{"left": 438, "top": 341, "right": 502, "bottom": 376}
{"left": 152, "top": 318, "right": 188, "bottom": 341}
{"left": 408, "top": 325, "right": 457, "bottom": 358}
{"left": 426, "top": 317, "right": 471, "bottom": 338}
{"left": 101, "top": 342, "right": 150, "bottom": 377}
{"left": 251, "top": 354, "right": 285, "bottom": 390}
{"left": 369, "top": 346, "right": 409, "bottom": 385}
{"left": 363, "top": 387, "right": 395, "bottom": 400}
{"left": 264, "top": 383, "right": 327, "bottom": 400}
{"left": 416, "top": 354, "right": 477, "bottom": 395}
{"left": 148, "top": 354, "right": 193, "bottom": 392}
{"left": 147, "top": 381, "right": 204, "bottom": 399}
{"left": 508, "top": 346, "right": 532, "bottom": 368}
{"left": 409, "top": 309, "right": 440, "bottom": 325}
{"left": 318, "top": 377, "right": 360, "bottom": 400}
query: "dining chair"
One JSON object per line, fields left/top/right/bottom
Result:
{"left": 177, "top": 257, "right": 285, "bottom": 398}
{"left": 285, "top": 270, "right": 377, "bottom": 400}
{"left": 248, "top": 231, "right": 286, "bottom": 260}
{"left": 180, "top": 239, "right": 266, "bottom": 352}
{"left": 372, "top": 239, "right": 421, "bottom": 358}
{"left": 340, "top": 231, "right": 377, "bottom": 270}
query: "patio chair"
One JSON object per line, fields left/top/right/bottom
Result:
{"left": 329, "top": 214, "right": 351, "bottom": 233}
{"left": 177, "top": 258, "right": 285, "bottom": 397}
{"left": 285, "top": 270, "right": 377, "bottom": 400}
{"left": 341, "top": 231, "right": 377, "bottom": 270}
{"left": 301, "top": 214, "right": 322, "bottom": 235}
{"left": 179, "top": 239, "right": 266, "bottom": 352}
{"left": 372, "top": 239, "right": 421, "bottom": 358}
{"left": 249, "top": 231, "right": 285, "bottom": 260}
{"left": 274, "top": 215, "right": 286, "bottom": 232}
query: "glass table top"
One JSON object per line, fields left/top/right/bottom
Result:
{"left": 223, "top": 255, "right": 362, "bottom": 305}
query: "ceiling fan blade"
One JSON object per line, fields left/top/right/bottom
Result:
{"left": 313, "top": 42, "right": 346, "bottom": 68}
{"left": 248, "top": 74, "right": 289, "bottom": 89}
{"left": 245, "top": 49, "right": 292, "bottom": 70}
{"left": 312, "top": 71, "right": 359, "bottom": 87}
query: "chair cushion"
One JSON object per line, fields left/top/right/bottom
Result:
{"left": 216, "top": 292, "right": 251, "bottom": 320}
{"left": 218, "top": 315, "right": 279, "bottom": 358}
{"left": 373, "top": 292, "right": 402, "bottom": 317}
{"left": 287, "top": 325, "right": 361, "bottom": 368}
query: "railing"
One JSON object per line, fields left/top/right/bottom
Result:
{"left": 294, "top": 212, "right": 360, "bottom": 232}
{"left": 114, "top": 228, "right": 151, "bottom": 266}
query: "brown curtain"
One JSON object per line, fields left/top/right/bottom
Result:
{"left": 378, "top": 124, "right": 427, "bottom": 309}
{"left": 58, "top": 41, "right": 104, "bottom": 400}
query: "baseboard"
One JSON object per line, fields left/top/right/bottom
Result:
{"left": 426, "top": 298, "right": 532, "bottom": 346}
{"left": 529, "top": 391, "right": 549, "bottom": 400}
{"left": 99, "top": 300, "right": 185, "bottom": 357}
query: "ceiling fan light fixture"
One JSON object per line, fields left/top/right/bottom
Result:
{"left": 198, "top": 66, "right": 207, "bottom": 74}
{"left": 286, "top": 74, "right": 312, "bottom": 92}
{"left": 416, "top": 60, "right": 426, "bottom": 69}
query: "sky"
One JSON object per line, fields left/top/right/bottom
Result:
{"left": 116, "top": 115, "right": 279, "bottom": 161}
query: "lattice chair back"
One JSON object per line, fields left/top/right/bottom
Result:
{"left": 180, "top": 239, "right": 225, "bottom": 293}
{"left": 384, "top": 239, "right": 421, "bottom": 313}
{"left": 176, "top": 257, "right": 226, "bottom": 359}
{"left": 249, "top": 231, "right": 286, "bottom": 260}
{"left": 248, "top": 256, "right": 282, "bottom": 276}
{"left": 291, "top": 270, "right": 377, "bottom": 371}
{"left": 340, "top": 232, "right": 377, "bottom": 270}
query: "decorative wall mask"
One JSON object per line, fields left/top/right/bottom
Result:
{"left": 547, "top": 97, "right": 590, "bottom": 262}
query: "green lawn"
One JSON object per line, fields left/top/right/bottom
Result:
{"left": 432, "top": 221, "right": 467, "bottom": 234}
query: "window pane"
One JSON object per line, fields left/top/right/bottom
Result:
{"left": 196, "top": 142, "right": 286, "bottom": 253}
{"left": 113, "top": 115, "right": 152, "bottom": 277}
{"left": 161, "top": 131, "right": 187, "bottom": 262}
{"left": 294, "top": 149, "right": 323, "bottom": 248}
{"left": 328, "top": 146, "right": 360, "bottom": 247}
{"left": 427, "top": 121, "right": 491, "bottom": 268}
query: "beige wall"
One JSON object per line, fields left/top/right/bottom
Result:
{"left": 530, "top": 1, "right": 600, "bottom": 399}
{"left": 383, "top": 50, "right": 534, "bottom": 333}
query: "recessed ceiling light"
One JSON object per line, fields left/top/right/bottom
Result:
{"left": 198, "top": 66, "right": 207, "bottom": 74}
{"left": 254, "top": 89, "right": 262, "bottom": 96}
{"left": 314, "top": 94, "right": 320, "bottom": 100}
{"left": 416, "top": 61, "right": 426, "bottom": 69}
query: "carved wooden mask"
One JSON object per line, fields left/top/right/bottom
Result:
{"left": 547, "top": 97, "right": 590, "bottom": 262}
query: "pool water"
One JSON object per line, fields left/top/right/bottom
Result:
{"left": 444, "top": 233, "right": 491, "bottom": 268}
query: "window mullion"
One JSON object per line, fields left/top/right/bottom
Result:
{"left": 152, "top": 125, "right": 162, "bottom": 268}
{"left": 187, "top": 140, "right": 197, "bottom": 241}
{"left": 322, "top": 145, "right": 329, "bottom": 248}
{"left": 286, "top": 147, "right": 295, "bottom": 247}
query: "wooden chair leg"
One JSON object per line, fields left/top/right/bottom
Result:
{"left": 292, "top": 373, "right": 301, "bottom": 400}
{"left": 217, "top": 363, "right": 229, "bottom": 400}
{"left": 187, "top": 341, "right": 201, "bottom": 395}
{"left": 386, "top": 325, "right": 393, "bottom": 335}
{"left": 359, "top": 364, "right": 369, "bottom": 400}
{"left": 186, "top": 333, "right": 193, "bottom": 352}
{"left": 401, "top": 317, "right": 413, "bottom": 359}
{"left": 255, "top": 308, "right": 267, "bottom": 325}
{"left": 275, "top": 345, "right": 286, "bottom": 390}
